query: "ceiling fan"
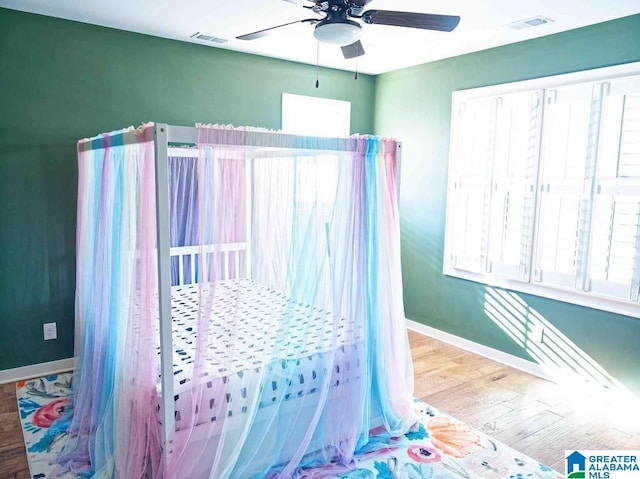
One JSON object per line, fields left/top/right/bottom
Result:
{"left": 236, "top": 0, "right": 460, "bottom": 60}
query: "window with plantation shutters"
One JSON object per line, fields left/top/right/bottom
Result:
{"left": 488, "top": 91, "right": 542, "bottom": 281}
{"left": 587, "top": 77, "right": 640, "bottom": 302}
{"left": 444, "top": 62, "right": 640, "bottom": 318}
{"left": 448, "top": 91, "right": 543, "bottom": 279}
{"left": 448, "top": 97, "right": 497, "bottom": 274}
{"left": 533, "top": 83, "right": 594, "bottom": 290}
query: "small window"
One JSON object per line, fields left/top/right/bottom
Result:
{"left": 281, "top": 93, "right": 350, "bottom": 210}
{"left": 282, "top": 93, "right": 351, "bottom": 137}
{"left": 444, "top": 63, "right": 640, "bottom": 318}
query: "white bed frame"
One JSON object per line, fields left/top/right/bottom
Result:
{"left": 80, "top": 123, "right": 401, "bottom": 467}
{"left": 170, "top": 242, "right": 247, "bottom": 284}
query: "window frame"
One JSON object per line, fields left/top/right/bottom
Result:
{"left": 282, "top": 93, "right": 351, "bottom": 137}
{"left": 444, "top": 61, "right": 640, "bottom": 319}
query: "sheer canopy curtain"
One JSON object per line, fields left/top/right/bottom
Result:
{"left": 58, "top": 125, "right": 162, "bottom": 478}
{"left": 57, "top": 123, "right": 415, "bottom": 479}
{"left": 167, "top": 126, "right": 417, "bottom": 478}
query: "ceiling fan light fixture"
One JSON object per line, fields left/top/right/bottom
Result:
{"left": 313, "top": 19, "right": 362, "bottom": 46}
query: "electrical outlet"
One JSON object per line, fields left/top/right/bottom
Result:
{"left": 528, "top": 323, "right": 544, "bottom": 343}
{"left": 43, "top": 322, "right": 57, "bottom": 341}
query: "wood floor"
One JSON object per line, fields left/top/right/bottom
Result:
{"left": 1, "top": 330, "right": 638, "bottom": 478}
{"left": 410, "top": 331, "right": 640, "bottom": 472}
{"left": 0, "top": 382, "right": 29, "bottom": 479}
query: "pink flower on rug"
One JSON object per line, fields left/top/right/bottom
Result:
{"left": 407, "top": 445, "right": 441, "bottom": 463}
{"left": 32, "top": 398, "right": 68, "bottom": 428}
{"left": 426, "top": 417, "right": 482, "bottom": 458}
{"left": 368, "top": 425, "right": 387, "bottom": 436}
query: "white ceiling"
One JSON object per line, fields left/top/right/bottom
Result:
{"left": 1, "top": 0, "right": 639, "bottom": 75}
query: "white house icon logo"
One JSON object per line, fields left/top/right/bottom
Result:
{"left": 566, "top": 451, "right": 586, "bottom": 478}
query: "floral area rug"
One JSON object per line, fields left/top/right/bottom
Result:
{"left": 271, "top": 399, "right": 561, "bottom": 479}
{"left": 17, "top": 375, "right": 560, "bottom": 478}
{"left": 16, "top": 373, "right": 74, "bottom": 479}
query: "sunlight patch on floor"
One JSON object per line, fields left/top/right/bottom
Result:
{"left": 483, "top": 286, "right": 639, "bottom": 429}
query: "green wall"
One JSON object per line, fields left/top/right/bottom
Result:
{"left": 375, "top": 15, "right": 640, "bottom": 394}
{"left": 2, "top": 6, "right": 639, "bottom": 396}
{"left": 0, "top": 8, "right": 375, "bottom": 370}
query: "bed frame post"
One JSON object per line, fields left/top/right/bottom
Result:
{"left": 245, "top": 156, "right": 253, "bottom": 279}
{"left": 395, "top": 142, "right": 402, "bottom": 203}
{"left": 153, "top": 123, "right": 176, "bottom": 458}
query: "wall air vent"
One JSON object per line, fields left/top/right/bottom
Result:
{"left": 190, "top": 32, "right": 228, "bottom": 44}
{"left": 506, "top": 16, "right": 554, "bottom": 30}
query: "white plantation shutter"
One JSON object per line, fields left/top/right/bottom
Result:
{"left": 447, "top": 97, "right": 497, "bottom": 273}
{"left": 487, "top": 91, "right": 543, "bottom": 280}
{"left": 533, "top": 83, "right": 598, "bottom": 289}
{"left": 445, "top": 64, "right": 640, "bottom": 316}
{"left": 588, "top": 76, "right": 640, "bottom": 301}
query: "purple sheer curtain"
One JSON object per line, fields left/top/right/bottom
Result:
{"left": 57, "top": 124, "right": 417, "bottom": 479}
{"left": 169, "top": 156, "right": 198, "bottom": 285}
{"left": 55, "top": 126, "right": 163, "bottom": 478}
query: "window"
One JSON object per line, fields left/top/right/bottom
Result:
{"left": 282, "top": 93, "right": 350, "bottom": 207}
{"left": 282, "top": 93, "right": 351, "bottom": 137}
{"left": 444, "top": 63, "right": 640, "bottom": 318}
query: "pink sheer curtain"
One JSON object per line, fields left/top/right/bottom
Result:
{"left": 58, "top": 124, "right": 417, "bottom": 479}
{"left": 57, "top": 125, "right": 162, "bottom": 478}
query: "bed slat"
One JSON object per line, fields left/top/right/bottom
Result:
{"left": 170, "top": 243, "right": 247, "bottom": 285}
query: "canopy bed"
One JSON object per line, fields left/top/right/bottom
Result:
{"left": 56, "top": 122, "right": 417, "bottom": 478}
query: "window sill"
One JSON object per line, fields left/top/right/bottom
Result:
{"left": 443, "top": 267, "right": 640, "bottom": 320}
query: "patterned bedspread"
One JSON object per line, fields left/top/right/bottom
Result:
{"left": 163, "top": 279, "right": 363, "bottom": 429}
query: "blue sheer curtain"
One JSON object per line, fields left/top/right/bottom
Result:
{"left": 56, "top": 124, "right": 417, "bottom": 479}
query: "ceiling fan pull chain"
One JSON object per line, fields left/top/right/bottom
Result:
{"left": 316, "top": 41, "right": 320, "bottom": 88}
{"left": 354, "top": 57, "right": 359, "bottom": 80}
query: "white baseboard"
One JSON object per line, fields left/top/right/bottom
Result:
{"left": 0, "top": 358, "right": 75, "bottom": 385}
{"left": 406, "top": 319, "right": 558, "bottom": 383}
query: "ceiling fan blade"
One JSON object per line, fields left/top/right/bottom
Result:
{"left": 362, "top": 10, "right": 460, "bottom": 32}
{"left": 341, "top": 40, "right": 365, "bottom": 59}
{"left": 237, "top": 18, "right": 318, "bottom": 40}
{"left": 282, "top": 0, "right": 318, "bottom": 6}
{"left": 349, "top": 0, "right": 374, "bottom": 7}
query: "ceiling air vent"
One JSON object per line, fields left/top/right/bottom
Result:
{"left": 190, "top": 32, "right": 228, "bottom": 44}
{"left": 506, "top": 16, "right": 554, "bottom": 30}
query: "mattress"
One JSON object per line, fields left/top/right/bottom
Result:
{"left": 159, "top": 279, "right": 364, "bottom": 430}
